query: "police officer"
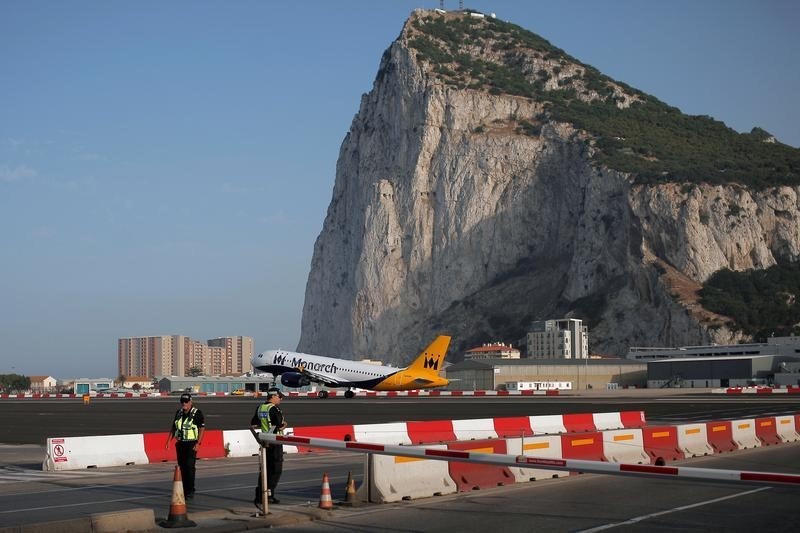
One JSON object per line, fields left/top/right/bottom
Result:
{"left": 165, "top": 392, "right": 205, "bottom": 499}
{"left": 250, "top": 387, "right": 286, "bottom": 506}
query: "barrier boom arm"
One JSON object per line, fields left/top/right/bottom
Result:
{"left": 260, "top": 433, "right": 800, "bottom": 487}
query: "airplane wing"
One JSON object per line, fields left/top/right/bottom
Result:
{"left": 297, "top": 365, "right": 342, "bottom": 387}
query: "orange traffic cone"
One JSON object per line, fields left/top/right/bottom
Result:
{"left": 343, "top": 471, "right": 358, "bottom": 506}
{"left": 319, "top": 472, "right": 334, "bottom": 509}
{"left": 159, "top": 466, "right": 196, "bottom": 528}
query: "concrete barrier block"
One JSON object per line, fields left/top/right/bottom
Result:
{"left": 507, "top": 436, "right": 568, "bottom": 481}
{"left": 367, "top": 445, "right": 456, "bottom": 503}
{"left": 44, "top": 434, "right": 148, "bottom": 471}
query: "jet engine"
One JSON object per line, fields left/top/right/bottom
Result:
{"left": 280, "top": 372, "right": 311, "bottom": 388}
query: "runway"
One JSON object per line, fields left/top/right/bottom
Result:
{"left": 1, "top": 390, "right": 799, "bottom": 445}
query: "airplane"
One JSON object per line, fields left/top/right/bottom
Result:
{"left": 251, "top": 335, "right": 451, "bottom": 398}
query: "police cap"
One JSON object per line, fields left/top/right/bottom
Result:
{"left": 266, "top": 388, "right": 284, "bottom": 399}
{"left": 179, "top": 393, "right": 192, "bottom": 403}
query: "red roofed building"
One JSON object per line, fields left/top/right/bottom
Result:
{"left": 29, "top": 375, "right": 57, "bottom": 393}
{"left": 464, "top": 342, "right": 520, "bottom": 360}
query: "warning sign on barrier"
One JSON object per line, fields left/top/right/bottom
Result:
{"left": 52, "top": 438, "right": 68, "bottom": 463}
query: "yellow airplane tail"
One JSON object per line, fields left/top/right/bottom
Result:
{"left": 406, "top": 335, "right": 451, "bottom": 375}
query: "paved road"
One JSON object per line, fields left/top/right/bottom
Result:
{"left": 1, "top": 440, "right": 798, "bottom": 531}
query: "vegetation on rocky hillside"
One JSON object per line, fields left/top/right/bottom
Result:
{"left": 699, "top": 262, "right": 800, "bottom": 339}
{"left": 407, "top": 12, "right": 800, "bottom": 189}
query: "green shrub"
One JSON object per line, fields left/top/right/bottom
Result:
{"left": 700, "top": 262, "right": 800, "bottom": 338}
{"left": 405, "top": 11, "right": 800, "bottom": 189}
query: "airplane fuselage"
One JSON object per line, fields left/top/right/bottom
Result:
{"left": 251, "top": 348, "right": 449, "bottom": 391}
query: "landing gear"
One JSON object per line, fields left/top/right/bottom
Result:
{"left": 344, "top": 389, "right": 355, "bottom": 399}
{"left": 317, "top": 390, "right": 329, "bottom": 399}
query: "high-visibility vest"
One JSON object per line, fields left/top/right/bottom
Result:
{"left": 256, "top": 403, "right": 283, "bottom": 435}
{"left": 173, "top": 407, "right": 200, "bottom": 441}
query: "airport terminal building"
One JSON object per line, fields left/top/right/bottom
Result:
{"left": 444, "top": 358, "right": 647, "bottom": 391}
{"left": 627, "top": 336, "right": 800, "bottom": 388}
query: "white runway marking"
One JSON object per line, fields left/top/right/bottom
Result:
{"left": 0, "top": 466, "right": 117, "bottom": 484}
{"left": 578, "top": 486, "right": 771, "bottom": 531}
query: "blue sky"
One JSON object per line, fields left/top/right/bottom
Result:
{"left": 1, "top": 1, "right": 798, "bottom": 378}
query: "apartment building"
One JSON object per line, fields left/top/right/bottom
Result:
{"left": 526, "top": 318, "right": 589, "bottom": 359}
{"left": 118, "top": 335, "right": 254, "bottom": 378}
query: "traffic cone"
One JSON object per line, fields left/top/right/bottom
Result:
{"left": 319, "top": 472, "right": 334, "bottom": 509}
{"left": 159, "top": 466, "right": 196, "bottom": 528}
{"left": 343, "top": 471, "right": 358, "bottom": 506}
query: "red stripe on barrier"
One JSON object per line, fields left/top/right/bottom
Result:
{"left": 346, "top": 442, "right": 385, "bottom": 452}
{"left": 562, "top": 413, "right": 596, "bottom": 433}
{"left": 545, "top": 390, "right": 560, "bottom": 396}
{"left": 143, "top": 432, "right": 175, "bottom": 463}
{"left": 755, "top": 417, "right": 781, "bottom": 445}
{"left": 493, "top": 416, "right": 533, "bottom": 438}
{"left": 196, "top": 430, "right": 226, "bottom": 458}
{"left": 620, "top": 411, "right": 647, "bottom": 429}
{"left": 406, "top": 420, "right": 456, "bottom": 444}
{"left": 705, "top": 421, "right": 737, "bottom": 453}
{"left": 447, "top": 439, "right": 514, "bottom": 491}
{"left": 561, "top": 432, "right": 604, "bottom": 461}
{"left": 620, "top": 464, "right": 679, "bottom": 475}
{"left": 741, "top": 472, "right": 800, "bottom": 484}
{"left": 277, "top": 435, "right": 309, "bottom": 444}
{"left": 426, "top": 449, "right": 469, "bottom": 459}
{"left": 292, "top": 424, "right": 356, "bottom": 441}
{"left": 292, "top": 424, "right": 356, "bottom": 452}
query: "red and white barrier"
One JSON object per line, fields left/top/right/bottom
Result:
{"left": 44, "top": 434, "right": 149, "bottom": 471}
{"left": 561, "top": 432, "right": 605, "bottom": 461}
{"left": 261, "top": 433, "right": 800, "bottom": 488}
{"left": 354, "top": 422, "right": 413, "bottom": 445}
{"left": 446, "top": 439, "right": 515, "bottom": 491}
{"left": 705, "top": 421, "right": 737, "bottom": 453}
{"left": 713, "top": 387, "right": 800, "bottom": 395}
{"left": 642, "top": 426, "right": 684, "bottom": 462}
{"left": 755, "top": 417, "right": 782, "bottom": 446}
{"left": 1, "top": 389, "right": 561, "bottom": 400}
{"left": 731, "top": 419, "right": 762, "bottom": 449}
{"left": 776, "top": 415, "right": 800, "bottom": 443}
{"left": 676, "top": 423, "right": 714, "bottom": 457}
{"left": 452, "top": 418, "right": 498, "bottom": 441}
{"left": 365, "top": 444, "right": 457, "bottom": 502}
{"left": 601, "top": 429, "right": 650, "bottom": 464}
{"left": 506, "top": 435, "right": 568, "bottom": 481}
{"left": 42, "top": 410, "right": 800, "bottom": 473}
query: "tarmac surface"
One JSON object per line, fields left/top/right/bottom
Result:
{"left": 2, "top": 389, "right": 799, "bottom": 532}
{"left": 0, "top": 387, "right": 791, "bottom": 446}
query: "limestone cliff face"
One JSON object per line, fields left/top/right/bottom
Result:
{"left": 297, "top": 11, "right": 800, "bottom": 362}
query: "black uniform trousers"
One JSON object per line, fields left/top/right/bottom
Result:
{"left": 255, "top": 444, "right": 283, "bottom": 500}
{"left": 175, "top": 440, "right": 198, "bottom": 496}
